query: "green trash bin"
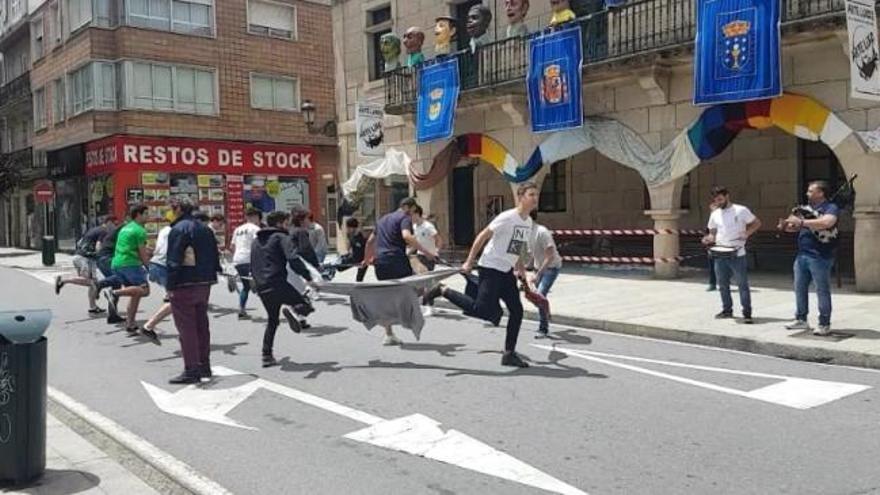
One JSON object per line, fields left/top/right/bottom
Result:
{"left": 0, "top": 310, "right": 51, "bottom": 485}
{"left": 41, "top": 236, "right": 55, "bottom": 267}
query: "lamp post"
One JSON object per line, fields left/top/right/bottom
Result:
{"left": 301, "top": 100, "right": 337, "bottom": 138}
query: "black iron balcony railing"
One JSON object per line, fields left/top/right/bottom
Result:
{"left": 385, "top": 0, "right": 846, "bottom": 112}
{"left": 0, "top": 72, "right": 31, "bottom": 108}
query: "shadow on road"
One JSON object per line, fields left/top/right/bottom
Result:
{"left": 399, "top": 342, "right": 466, "bottom": 357}
{"left": 347, "top": 357, "right": 607, "bottom": 380}
{"left": 276, "top": 357, "right": 343, "bottom": 379}
{"left": 303, "top": 325, "right": 348, "bottom": 338}
{"left": 146, "top": 341, "right": 250, "bottom": 362}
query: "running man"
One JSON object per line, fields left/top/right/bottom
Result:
{"left": 107, "top": 205, "right": 153, "bottom": 337}
{"left": 411, "top": 206, "right": 441, "bottom": 316}
{"left": 142, "top": 223, "right": 172, "bottom": 342}
{"left": 424, "top": 182, "right": 538, "bottom": 368}
{"left": 251, "top": 211, "right": 315, "bottom": 368}
{"left": 363, "top": 197, "right": 436, "bottom": 345}
{"left": 95, "top": 219, "right": 125, "bottom": 324}
{"left": 529, "top": 210, "right": 562, "bottom": 338}
{"left": 55, "top": 215, "right": 117, "bottom": 315}
{"left": 230, "top": 208, "right": 262, "bottom": 319}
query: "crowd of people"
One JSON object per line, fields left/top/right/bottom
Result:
{"left": 54, "top": 182, "right": 564, "bottom": 383}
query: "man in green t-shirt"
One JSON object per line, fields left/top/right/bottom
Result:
{"left": 107, "top": 204, "right": 153, "bottom": 338}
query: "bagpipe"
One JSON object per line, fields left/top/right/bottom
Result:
{"left": 779, "top": 174, "right": 857, "bottom": 244}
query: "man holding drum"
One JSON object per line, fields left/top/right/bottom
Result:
{"left": 702, "top": 186, "right": 762, "bottom": 324}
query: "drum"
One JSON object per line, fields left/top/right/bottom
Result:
{"left": 708, "top": 246, "right": 738, "bottom": 259}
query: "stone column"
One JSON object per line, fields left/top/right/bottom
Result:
{"left": 645, "top": 209, "right": 685, "bottom": 279}
{"left": 854, "top": 207, "right": 880, "bottom": 292}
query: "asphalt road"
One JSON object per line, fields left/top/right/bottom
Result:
{"left": 4, "top": 266, "right": 880, "bottom": 495}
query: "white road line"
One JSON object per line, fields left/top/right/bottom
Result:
{"left": 49, "top": 386, "right": 233, "bottom": 495}
{"left": 534, "top": 344, "right": 871, "bottom": 409}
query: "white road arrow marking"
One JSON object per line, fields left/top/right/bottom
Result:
{"left": 534, "top": 344, "right": 871, "bottom": 409}
{"left": 143, "top": 366, "right": 587, "bottom": 495}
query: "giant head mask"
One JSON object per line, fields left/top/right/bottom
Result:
{"left": 466, "top": 5, "right": 493, "bottom": 40}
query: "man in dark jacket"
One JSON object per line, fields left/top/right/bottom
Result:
{"left": 252, "top": 210, "right": 313, "bottom": 368}
{"left": 165, "top": 198, "right": 221, "bottom": 384}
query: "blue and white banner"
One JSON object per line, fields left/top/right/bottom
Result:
{"left": 527, "top": 26, "right": 583, "bottom": 133}
{"left": 417, "top": 58, "right": 460, "bottom": 144}
{"left": 693, "top": 0, "right": 781, "bottom": 105}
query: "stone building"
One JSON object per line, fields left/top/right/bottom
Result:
{"left": 2, "top": 0, "right": 339, "bottom": 250}
{"left": 332, "top": 0, "right": 880, "bottom": 291}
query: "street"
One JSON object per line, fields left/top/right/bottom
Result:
{"left": 5, "top": 265, "right": 880, "bottom": 495}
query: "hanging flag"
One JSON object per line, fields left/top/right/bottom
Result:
{"left": 846, "top": 0, "right": 880, "bottom": 101}
{"left": 693, "top": 0, "right": 781, "bottom": 105}
{"left": 356, "top": 102, "right": 386, "bottom": 157}
{"left": 527, "top": 26, "right": 583, "bottom": 133}
{"left": 417, "top": 58, "right": 460, "bottom": 143}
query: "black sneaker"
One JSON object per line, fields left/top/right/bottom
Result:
{"left": 107, "top": 313, "right": 125, "bottom": 325}
{"left": 501, "top": 352, "right": 530, "bottom": 368}
{"left": 742, "top": 315, "right": 754, "bottom": 324}
{"left": 237, "top": 312, "right": 250, "bottom": 320}
{"left": 715, "top": 311, "right": 734, "bottom": 319}
{"left": 535, "top": 329, "right": 549, "bottom": 339}
{"left": 422, "top": 285, "right": 443, "bottom": 306}
{"left": 262, "top": 354, "right": 278, "bottom": 368}
{"left": 141, "top": 328, "right": 161, "bottom": 345}
{"left": 55, "top": 276, "right": 64, "bottom": 295}
{"left": 299, "top": 319, "right": 311, "bottom": 330}
{"left": 199, "top": 364, "right": 213, "bottom": 379}
{"left": 282, "top": 307, "right": 302, "bottom": 334}
{"left": 125, "top": 326, "right": 140, "bottom": 336}
{"left": 88, "top": 307, "right": 106, "bottom": 315}
{"left": 168, "top": 371, "right": 201, "bottom": 385}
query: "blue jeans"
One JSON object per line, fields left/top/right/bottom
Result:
{"left": 148, "top": 263, "right": 168, "bottom": 288}
{"left": 235, "top": 264, "right": 252, "bottom": 311}
{"left": 714, "top": 256, "right": 751, "bottom": 316}
{"left": 536, "top": 268, "right": 560, "bottom": 331}
{"left": 794, "top": 254, "right": 833, "bottom": 326}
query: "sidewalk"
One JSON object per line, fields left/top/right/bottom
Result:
{"left": 1, "top": 414, "right": 158, "bottom": 495}
{"left": 3, "top": 247, "right": 879, "bottom": 369}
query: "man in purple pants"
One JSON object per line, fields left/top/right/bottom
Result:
{"left": 165, "top": 198, "right": 221, "bottom": 384}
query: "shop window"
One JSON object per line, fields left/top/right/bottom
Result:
{"left": 365, "top": 5, "right": 392, "bottom": 81}
{"left": 31, "top": 16, "right": 44, "bottom": 60}
{"left": 125, "top": 61, "right": 216, "bottom": 115}
{"left": 250, "top": 73, "right": 298, "bottom": 112}
{"left": 247, "top": 0, "right": 296, "bottom": 40}
{"left": 33, "top": 88, "right": 47, "bottom": 131}
{"left": 539, "top": 161, "right": 567, "bottom": 213}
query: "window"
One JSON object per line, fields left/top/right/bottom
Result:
{"left": 51, "top": 2, "right": 63, "bottom": 43}
{"left": 539, "top": 160, "right": 567, "bottom": 213}
{"left": 53, "top": 78, "right": 65, "bottom": 123}
{"left": 67, "top": 0, "right": 93, "bottom": 32}
{"left": 33, "top": 88, "right": 47, "bottom": 131}
{"left": 248, "top": 0, "right": 296, "bottom": 39}
{"left": 172, "top": 0, "right": 212, "bottom": 35}
{"left": 250, "top": 74, "right": 297, "bottom": 111}
{"left": 93, "top": 0, "right": 112, "bottom": 27}
{"left": 365, "top": 5, "right": 392, "bottom": 81}
{"left": 129, "top": 0, "right": 171, "bottom": 29}
{"left": 68, "top": 62, "right": 117, "bottom": 116}
{"left": 31, "top": 17, "right": 45, "bottom": 60}
{"left": 124, "top": 61, "right": 216, "bottom": 115}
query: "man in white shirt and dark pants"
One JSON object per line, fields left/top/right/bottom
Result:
{"left": 424, "top": 182, "right": 539, "bottom": 368}
{"left": 529, "top": 211, "right": 563, "bottom": 338}
{"left": 231, "top": 208, "right": 263, "bottom": 319}
{"left": 702, "top": 186, "right": 762, "bottom": 324}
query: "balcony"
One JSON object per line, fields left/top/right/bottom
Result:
{"left": 0, "top": 72, "right": 32, "bottom": 109}
{"left": 384, "top": 0, "right": 846, "bottom": 113}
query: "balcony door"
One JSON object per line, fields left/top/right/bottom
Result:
{"left": 451, "top": 165, "right": 476, "bottom": 247}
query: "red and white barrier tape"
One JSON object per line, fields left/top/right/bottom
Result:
{"left": 553, "top": 229, "right": 705, "bottom": 237}
{"left": 561, "top": 254, "right": 703, "bottom": 265}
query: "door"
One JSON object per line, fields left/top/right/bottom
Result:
{"left": 451, "top": 166, "right": 475, "bottom": 246}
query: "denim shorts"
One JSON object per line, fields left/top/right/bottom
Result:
{"left": 115, "top": 266, "right": 148, "bottom": 287}
{"left": 148, "top": 263, "right": 168, "bottom": 288}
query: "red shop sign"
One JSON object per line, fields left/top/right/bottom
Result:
{"left": 33, "top": 181, "right": 55, "bottom": 204}
{"left": 85, "top": 135, "right": 317, "bottom": 176}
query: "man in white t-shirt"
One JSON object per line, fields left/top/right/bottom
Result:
{"left": 701, "top": 186, "right": 762, "bottom": 323}
{"left": 529, "top": 211, "right": 563, "bottom": 338}
{"left": 424, "top": 182, "right": 538, "bottom": 368}
{"left": 142, "top": 224, "right": 173, "bottom": 342}
{"left": 411, "top": 205, "right": 442, "bottom": 315}
{"left": 231, "top": 208, "right": 263, "bottom": 319}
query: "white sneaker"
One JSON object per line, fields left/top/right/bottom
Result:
{"left": 422, "top": 306, "right": 434, "bottom": 317}
{"left": 383, "top": 334, "right": 403, "bottom": 346}
{"left": 813, "top": 325, "right": 832, "bottom": 336}
{"left": 785, "top": 320, "right": 810, "bottom": 330}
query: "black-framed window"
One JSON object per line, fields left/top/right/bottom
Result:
{"left": 366, "top": 5, "right": 392, "bottom": 82}
{"left": 799, "top": 140, "right": 845, "bottom": 198}
{"left": 539, "top": 161, "right": 567, "bottom": 213}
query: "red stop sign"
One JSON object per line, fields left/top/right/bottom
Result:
{"left": 33, "top": 181, "right": 55, "bottom": 204}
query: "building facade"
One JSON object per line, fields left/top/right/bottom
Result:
{"left": 333, "top": 0, "right": 880, "bottom": 292}
{"left": 1, "top": 0, "right": 338, "bottom": 250}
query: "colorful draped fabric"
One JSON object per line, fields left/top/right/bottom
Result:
{"left": 410, "top": 134, "right": 520, "bottom": 189}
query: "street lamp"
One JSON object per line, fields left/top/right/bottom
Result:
{"left": 301, "top": 100, "right": 337, "bottom": 138}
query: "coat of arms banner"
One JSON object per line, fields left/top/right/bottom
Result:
{"left": 417, "top": 58, "right": 460, "bottom": 144}
{"left": 694, "top": 0, "right": 782, "bottom": 105}
{"left": 527, "top": 26, "right": 584, "bottom": 133}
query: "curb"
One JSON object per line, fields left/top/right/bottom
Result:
{"left": 433, "top": 301, "right": 880, "bottom": 370}
{"left": 48, "top": 387, "right": 233, "bottom": 495}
